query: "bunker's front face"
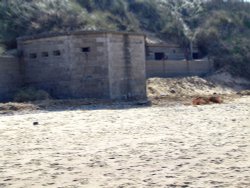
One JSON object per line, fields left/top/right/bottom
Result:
{"left": 0, "top": 97, "right": 250, "bottom": 188}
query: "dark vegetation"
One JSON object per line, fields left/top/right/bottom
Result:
{"left": 14, "top": 87, "right": 50, "bottom": 102}
{"left": 0, "top": 0, "right": 249, "bottom": 78}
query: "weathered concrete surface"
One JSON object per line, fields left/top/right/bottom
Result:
{"left": 18, "top": 36, "right": 73, "bottom": 98}
{"left": 0, "top": 57, "right": 21, "bottom": 101}
{"left": 146, "top": 59, "right": 213, "bottom": 78}
{"left": 17, "top": 32, "right": 146, "bottom": 100}
{"left": 108, "top": 34, "right": 146, "bottom": 100}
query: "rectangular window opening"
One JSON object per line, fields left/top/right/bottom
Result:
{"left": 82, "top": 47, "right": 90, "bottom": 52}
{"left": 29, "top": 53, "right": 37, "bottom": 59}
{"left": 155, "top": 52, "right": 165, "bottom": 60}
{"left": 53, "top": 50, "right": 61, "bottom": 56}
{"left": 193, "top": 52, "right": 199, "bottom": 59}
{"left": 42, "top": 52, "right": 49, "bottom": 57}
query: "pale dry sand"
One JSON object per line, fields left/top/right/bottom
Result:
{"left": 0, "top": 97, "right": 250, "bottom": 188}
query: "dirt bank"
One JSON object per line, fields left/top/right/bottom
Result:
{"left": 147, "top": 73, "right": 250, "bottom": 105}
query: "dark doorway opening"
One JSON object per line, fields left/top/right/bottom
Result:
{"left": 155, "top": 52, "right": 165, "bottom": 60}
{"left": 192, "top": 52, "right": 199, "bottom": 59}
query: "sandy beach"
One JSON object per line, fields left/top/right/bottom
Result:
{"left": 0, "top": 96, "right": 250, "bottom": 188}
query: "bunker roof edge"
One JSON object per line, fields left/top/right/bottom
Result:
{"left": 17, "top": 30, "right": 145, "bottom": 41}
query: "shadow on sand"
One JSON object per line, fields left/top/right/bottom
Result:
{"left": 0, "top": 98, "right": 152, "bottom": 116}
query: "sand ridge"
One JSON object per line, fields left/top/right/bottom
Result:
{"left": 0, "top": 97, "right": 250, "bottom": 188}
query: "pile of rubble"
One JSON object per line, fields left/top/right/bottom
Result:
{"left": 147, "top": 76, "right": 235, "bottom": 99}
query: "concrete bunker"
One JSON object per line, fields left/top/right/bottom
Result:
{"left": 17, "top": 31, "right": 147, "bottom": 101}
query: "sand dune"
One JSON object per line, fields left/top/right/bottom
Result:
{"left": 0, "top": 97, "right": 250, "bottom": 188}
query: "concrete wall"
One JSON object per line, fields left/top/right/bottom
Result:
{"left": 68, "top": 34, "right": 110, "bottom": 99}
{"left": 18, "top": 35, "right": 74, "bottom": 98}
{"left": 108, "top": 34, "right": 146, "bottom": 100}
{"left": 0, "top": 57, "right": 21, "bottom": 101}
{"left": 18, "top": 34, "right": 110, "bottom": 99}
{"left": 146, "top": 45, "right": 186, "bottom": 60}
{"left": 18, "top": 32, "right": 147, "bottom": 100}
{"left": 146, "top": 59, "right": 213, "bottom": 78}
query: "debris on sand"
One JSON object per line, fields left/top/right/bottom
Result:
{"left": 192, "top": 96, "right": 223, "bottom": 106}
{"left": 208, "top": 96, "right": 223, "bottom": 103}
{"left": 192, "top": 97, "right": 210, "bottom": 105}
{"left": 0, "top": 103, "right": 39, "bottom": 114}
{"left": 33, "top": 122, "right": 39, "bottom": 125}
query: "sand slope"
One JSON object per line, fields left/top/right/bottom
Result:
{"left": 0, "top": 97, "right": 250, "bottom": 188}
{"left": 147, "top": 77, "right": 235, "bottom": 99}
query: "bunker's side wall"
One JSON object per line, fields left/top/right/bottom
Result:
{"left": 0, "top": 57, "right": 21, "bottom": 101}
{"left": 18, "top": 34, "right": 109, "bottom": 99}
{"left": 146, "top": 60, "right": 213, "bottom": 78}
{"left": 18, "top": 36, "right": 73, "bottom": 98}
{"left": 108, "top": 34, "right": 146, "bottom": 100}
